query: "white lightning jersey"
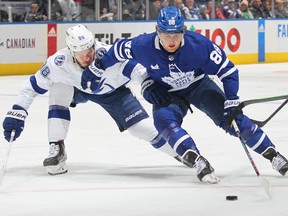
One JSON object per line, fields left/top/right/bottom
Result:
{"left": 16, "top": 40, "right": 131, "bottom": 110}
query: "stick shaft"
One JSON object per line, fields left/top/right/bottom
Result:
{"left": 0, "top": 130, "right": 15, "bottom": 186}
{"left": 232, "top": 121, "right": 261, "bottom": 176}
{"left": 231, "top": 121, "right": 271, "bottom": 198}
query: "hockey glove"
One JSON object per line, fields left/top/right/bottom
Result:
{"left": 141, "top": 77, "right": 172, "bottom": 106}
{"left": 223, "top": 98, "right": 243, "bottom": 131}
{"left": 3, "top": 104, "right": 28, "bottom": 142}
{"left": 70, "top": 88, "right": 89, "bottom": 108}
{"left": 81, "top": 59, "right": 104, "bottom": 92}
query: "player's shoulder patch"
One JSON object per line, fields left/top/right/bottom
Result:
{"left": 54, "top": 54, "right": 66, "bottom": 66}
{"left": 40, "top": 63, "right": 50, "bottom": 77}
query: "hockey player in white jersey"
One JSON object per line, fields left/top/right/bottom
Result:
{"left": 2, "top": 24, "right": 188, "bottom": 175}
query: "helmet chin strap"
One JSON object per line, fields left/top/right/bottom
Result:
{"left": 67, "top": 47, "right": 76, "bottom": 58}
{"left": 71, "top": 55, "right": 83, "bottom": 68}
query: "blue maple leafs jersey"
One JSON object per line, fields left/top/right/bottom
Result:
{"left": 101, "top": 30, "right": 239, "bottom": 99}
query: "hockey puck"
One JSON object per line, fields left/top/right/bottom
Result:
{"left": 226, "top": 195, "right": 238, "bottom": 201}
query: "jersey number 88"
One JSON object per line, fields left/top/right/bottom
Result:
{"left": 210, "top": 44, "right": 222, "bottom": 65}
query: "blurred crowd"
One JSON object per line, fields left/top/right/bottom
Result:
{"left": 1, "top": 0, "right": 288, "bottom": 22}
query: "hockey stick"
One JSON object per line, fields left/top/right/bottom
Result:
{"left": 251, "top": 98, "right": 288, "bottom": 127}
{"left": 227, "top": 94, "right": 288, "bottom": 128}
{"left": 232, "top": 121, "right": 271, "bottom": 199}
{"left": 0, "top": 130, "right": 15, "bottom": 186}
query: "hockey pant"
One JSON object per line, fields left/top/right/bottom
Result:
{"left": 70, "top": 87, "right": 177, "bottom": 157}
{"left": 153, "top": 75, "right": 275, "bottom": 156}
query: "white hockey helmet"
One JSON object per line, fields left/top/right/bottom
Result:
{"left": 65, "top": 24, "right": 94, "bottom": 53}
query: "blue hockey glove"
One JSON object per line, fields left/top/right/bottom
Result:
{"left": 3, "top": 105, "right": 28, "bottom": 142}
{"left": 141, "top": 77, "right": 172, "bottom": 106}
{"left": 81, "top": 59, "right": 104, "bottom": 92}
{"left": 223, "top": 98, "right": 243, "bottom": 130}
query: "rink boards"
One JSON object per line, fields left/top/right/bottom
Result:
{"left": 0, "top": 19, "right": 288, "bottom": 75}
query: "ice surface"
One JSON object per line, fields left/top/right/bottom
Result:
{"left": 0, "top": 63, "right": 287, "bottom": 216}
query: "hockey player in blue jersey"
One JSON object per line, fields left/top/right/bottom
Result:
{"left": 81, "top": 6, "right": 288, "bottom": 183}
{"left": 2, "top": 24, "right": 191, "bottom": 175}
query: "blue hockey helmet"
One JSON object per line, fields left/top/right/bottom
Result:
{"left": 157, "top": 6, "right": 184, "bottom": 33}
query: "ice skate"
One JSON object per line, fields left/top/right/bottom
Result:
{"left": 43, "top": 141, "right": 68, "bottom": 175}
{"left": 272, "top": 153, "right": 288, "bottom": 175}
{"left": 174, "top": 155, "right": 194, "bottom": 168}
{"left": 263, "top": 147, "right": 288, "bottom": 176}
{"left": 195, "top": 156, "right": 220, "bottom": 184}
{"left": 183, "top": 150, "right": 220, "bottom": 184}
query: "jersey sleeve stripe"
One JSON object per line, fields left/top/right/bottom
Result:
{"left": 114, "top": 41, "right": 125, "bottom": 61}
{"left": 218, "top": 66, "right": 237, "bottom": 80}
{"left": 29, "top": 75, "right": 48, "bottom": 94}
{"left": 216, "top": 58, "right": 229, "bottom": 75}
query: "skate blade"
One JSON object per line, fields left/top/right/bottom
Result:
{"left": 46, "top": 163, "right": 68, "bottom": 176}
{"left": 201, "top": 172, "right": 220, "bottom": 184}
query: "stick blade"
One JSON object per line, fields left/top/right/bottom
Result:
{"left": 260, "top": 177, "right": 272, "bottom": 199}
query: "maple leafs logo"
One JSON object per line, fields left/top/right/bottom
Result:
{"left": 162, "top": 64, "right": 195, "bottom": 90}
